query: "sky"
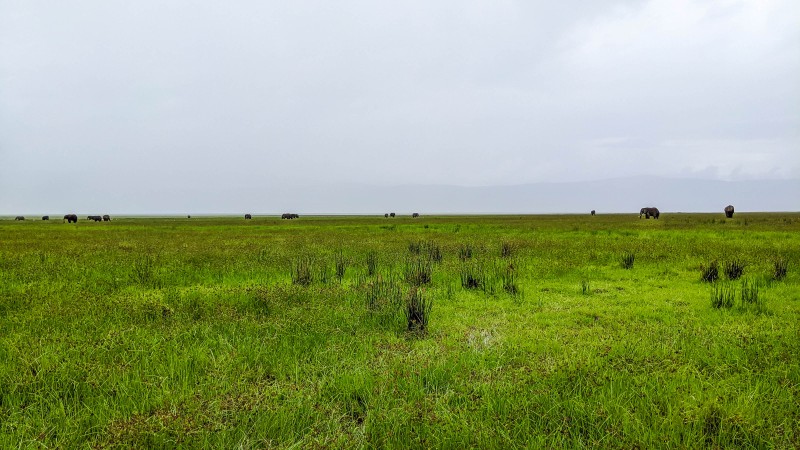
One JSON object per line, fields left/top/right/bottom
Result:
{"left": 1, "top": 0, "right": 798, "bottom": 214}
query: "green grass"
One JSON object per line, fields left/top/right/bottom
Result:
{"left": 1, "top": 213, "right": 799, "bottom": 448}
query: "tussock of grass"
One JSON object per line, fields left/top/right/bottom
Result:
{"left": 459, "top": 262, "right": 484, "bottom": 290}
{"left": 711, "top": 282, "right": 735, "bottom": 308}
{"left": 458, "top": 243, "right": 473, "bottom": 261}
{"left": 404, "top": 287, "right": 431, "bottom": 334}
{"left": 365, "top": 250, "right": 378, "bottom": 277}
{"left": 724, "top": 258, "right": 746, "bottom": 280}
{"left": 701, "top": 261, "right": 719, "bottom": 283}
{"left": 773, "top": 258, "right": 788, "bottom": 281}
{"left": 291, "top": 255, "right": 314, "bottom": 285}
{"left": 500, "top": 241, "right": 514, "bottom": 258}
{"left": 335, "top": 251, "right": 348, "bottom": 281}
{"left": 404, "top": 257, "right": 432, "bottom": 286}
{"left": 621, "top": 252, "right": 635, "bottom": 269}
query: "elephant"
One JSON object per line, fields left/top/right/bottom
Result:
{"left": 14, "top": 216, "right": 25, "bottom": 221}
{"left": 281, "top": 213, "right": 299, "bottom": 219}
{"left": 63, "top": 214, "right": 78, "bottom": 223}
{"left": 87, "top": 215, "right": 102, "bottom": 222}
{"left": 390, "top": 212, "right": 396, "bottom": 218}
{"left": 591, "top": 210, "right": 596, "bottom": 216}
{"left": 245, "top": 214, "right": 252, "bottom": 219}
{"left": 724, "top": 205, "right": 734, "bottom": 219}
{"left": 412, "top": 213, "right": 420, "bottom": 218}
{"left": 103, "top": 215, "right": 111, "bottom": 221}
{"left": 639, "top": 207, "right": 660, "bottom": 219}
{"left": 384, "top": 213, "right": 389, "bottom": 218}
{"left": 42, "top": 216, "right": 49, "bottom": 220}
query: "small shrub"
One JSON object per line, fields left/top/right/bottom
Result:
{"left": 621, "top": 252, "right": 635, "bottom": 269}
{"left": 291, "top": 256, "right": 314, "bottom": 285}
{"left": 710, "top": 282, "right": 735, "bottom": 308}
{"left": 405, "top": 287, "right": 431, "bottom": 334}
{"left": 458, "top": 243, "right": 473, "bottom": 261}
{"left": 500, "top": 241, "right": 514, "bottom": 258}
{"left": 404, "top": 257, "right": 432, "bottom": 286}
{"left": 366, "top": 251, "right": 378, "bottom": 277}
{"left": 773, "top": 258, "right": 788, "bottom": 281}
{"left": 701, "top": 261, "right": 719, "bottom": 283}
{"left": 724, "top": 258, "right": 746, "bottom": 280}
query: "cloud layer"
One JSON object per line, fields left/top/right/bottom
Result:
{"left": 1, "top": 0, "right": 798, "bottom": 212}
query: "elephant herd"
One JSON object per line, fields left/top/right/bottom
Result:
{"left": 384, "top": 212, "right": 420, "bottom": 218}
{"left": 10, "top": 214, "right": 109, "bottom": 223}
{"left": 10, "top": 207, "right": 741, "bottom": 222}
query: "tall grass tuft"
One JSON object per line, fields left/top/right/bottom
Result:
{"left": 460, "top": 262, "right": 484, "bottom": 290}
{"left": 773, "top": 258, "right": 788, "bottom": 281}
{"left": 500, "top": 261, "right": 520, "bottom": 296}
{"left": 701, "top": 261, "right": 719, "bottom": 283}
{"left": 424, "top": 241, "right": 443, "bottom": 263}
{"left": 365, "top": 251, "right": 378, "bottom": 277}
{"left": 291, "top": 256, "right": 314, "bottom": 285}
{"left": 132, "top": 254, "right": 159, "bottom": 287}
{"left": 404, "top": 257, "right": 432, "bottom": 286}
{"left": 500, "top": 241, "right": 514, "bottom": 258}
{"left": 407, "top": 241, "right": 421, "bottom": 255}
{"left": 710, "top": 282, "right": 735, "bottom": 308}
{"left": 581, "top": 280, "right": 591, "bottom": 295}
{"left": 724, "top": 258, "right": 746, "bottom": 280}
{"left": 364, "top": 275, "right": 403, "bottom": 327}
{"left": 740, "top": 278, "right": 763, "bottom": 311}
{"left": 621, "top": 252, "right": 635, "bottom": 269}
{"left": 405, "top": 287, "right": 431, "bottom": 334}
{"left": 335, "top": 251, "right": 348, "bottom": 281}
{"left": 458, "top": 243, "right": 473, "bottom": 261}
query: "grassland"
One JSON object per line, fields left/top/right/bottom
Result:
{"left": 1, "top": 213, "right": 799, "bottom": 448}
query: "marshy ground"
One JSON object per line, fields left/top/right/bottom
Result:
{"left": 1, "top": 213, "right": 798, "bottom": 448}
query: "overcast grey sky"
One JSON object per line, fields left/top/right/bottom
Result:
{"left": 1, "top": 0, "right": 798, "bottom": 214}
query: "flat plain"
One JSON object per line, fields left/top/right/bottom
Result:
{"left": 1, "top": 213, "right": 798, "bottom": 448}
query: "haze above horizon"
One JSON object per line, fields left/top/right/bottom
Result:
{"left": 1, "top": 1, "right": 798, "bottom": 214}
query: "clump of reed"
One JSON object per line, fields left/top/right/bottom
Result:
{"left": 291, "top": 255, "right": 314, "bottom": 286}
{"left": 405, "top": 287, "right": 432, "bottom": 334}
{"left": 773, "top": 258, "right": 788, "bottom": 281}
{"left": 458, "top": 243, "right": 473, "bottom": 261}
{"left": 499, "top": 261, "right": 520, "bottom": 296}
{"left": 460, "top": 262, "right": 485, "bottom": 290}
{"left": 701, "top": 261, "right": 719, "bottom": 283}
{"left": 740, "top": 278, "right": 762, "bottom": 311}
{"left": 500, "top": 241, "right": 514, "bottom": 258}
{"left": 723, "top": 258, "right": 746, "bottom": 280}
{"left": 621, "top": 252, "right": 635, "bottom": 269}
{"left": 581, "top": 280, "right": 591, "bottom": 295}
{"left": 335, "top": 251, "right": 348, "bottom": 281}
{"left": 710, "top": 282, "right": 735, "bottom": 308}
{"left": 408, "top": 240, "right": 442, "bottom": 263}
{"left": 425, "top": 241, "right": 442, "bottom": 263}
{"left": 404, "top": 257, "right": 432, "bottom": 286}
{"left": 365, "top": 251, "right": 378, "bottom": 277}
